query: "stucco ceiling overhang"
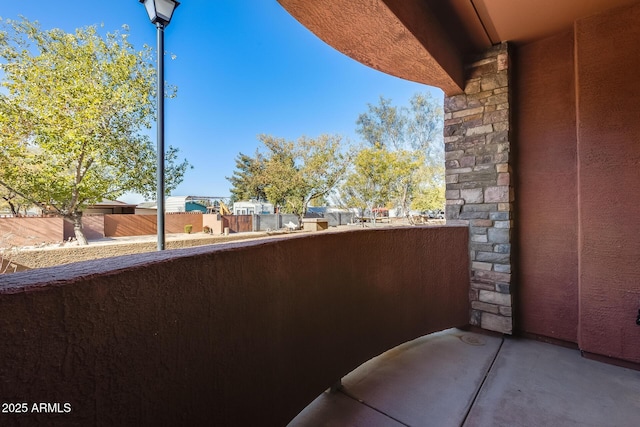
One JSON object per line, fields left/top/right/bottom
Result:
{"left": 277, "top": 0, "right": 466, "bottom": 95}
{"left": 278, "top": 0, "right": 640, "bottom": 96}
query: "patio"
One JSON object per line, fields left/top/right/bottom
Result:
{"left": 1, "top": 1, "right": 639, "bottom": 424}
{"left": 290, "top": 328, "right": 640, "bottom": 426}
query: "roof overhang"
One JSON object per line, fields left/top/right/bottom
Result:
{"left": 277, "top": 0, "right": 466, "bottom": 96}
{"left": 278, "top": 0, "right": 640, "bottom": 96}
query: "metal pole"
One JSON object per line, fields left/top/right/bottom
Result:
{"left": 156, "top": 22, "right": 165, "bottom": 251}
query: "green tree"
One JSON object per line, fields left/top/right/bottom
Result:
{"left": 339, "top": 147, "right": 399, "bottom": 222}
{"left": 0, "top": 18, "right": 189, "bottom": 244}
{"left": 393, "top": 149, "right": 426, "bottom": 216}
{"left": 349, "top": 92, "right": 444, "bottom": 216}
{"left": 259, "top": 135, "right": 299, "bottom": 211}
{"left": 0, "top": 187, "right": 30, "bottom": 216}
{"left": 356, "top": 96, "right": 406, "bottom": 149}
{"left": 229, "top": 134, "right": 349, "bottom": 224}
{"left": 410, "top": 163, "right": 446, "bottom": 212}
{"left": 406, "top": 92, "right": 445, "bottom": 212}
{"left": 406, "top": 92, "right": 444, "bottom": 155}
{"left": 227, "top": 151, "right": 267, "bottom": 203}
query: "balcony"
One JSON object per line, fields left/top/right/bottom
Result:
{"left": 1, "top": 226, "right": 637, "bottom": 426}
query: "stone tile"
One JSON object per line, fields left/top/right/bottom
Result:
{"left": 444, "top": 95, "right": 468, "bottom": 112}
{"left": 495, "top": 163, "right": 509, "bottom": 173}
{"left": 453, "top": 106, "right": 485, "bottom": 119}
{"left": 446, "top": 189, "right": 460, "bottom": 199}
{"left": 497, "top": 172, "right": 510, "bottom": 185}
{"left": 460, "top": 156, "right": 476, "bottom": 167}
{"left": 493, "top": 220, "right": 511, "bottom": 229}
{"left": 461, "top": 188, "right": 484, "bottom": 203}
{"left": 494, "top": 264, "right": 512, "bottom": 274}
{"left": 466, "top": 124, "right": 494, "bottom": 136}
{"left": 472, "top": 261, "right": 493, "bottom": 271}
{"left": 474, "top": 269, "right": 511, "bottom": 283}
{"left": 481, "top": 312, "right": 512, "bottom": 333}
{"left": 476, "top": 251, "right": 510, "bottom": 264}
{"left": 490, "top": 211, "right": 509, "bottom": 221}
{"left": 445, "top": 175, "right": 459, "bottom": 186}
{"left": 471, "top": 234, "right": 488, "bottom": 243}
{"left": 472, "top": 301, "right": 500, "bottom": 314}
{"left": 487, "top": 228, "right": 509, "bottom": 245}
{"left": 498, "top": 306, "right": 512, "bottom": 316}
{"left": 497, "top": 53, "right": 508, "bottom": 71}
{"left": 479, "top": 290, "right": 511, "bottom": 306}
{"left": 494, "top": 243, "right": 511, "bottom": 253}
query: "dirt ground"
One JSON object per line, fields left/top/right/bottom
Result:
{"left": 1, "top": 219, "right": 444, "bottom": 271}
{"left": 1, "top": 231, "right": 275, "bottom": 271}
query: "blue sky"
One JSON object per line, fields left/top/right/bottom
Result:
{"left": 1, "top": 0, "right": 442, "bottom": 202}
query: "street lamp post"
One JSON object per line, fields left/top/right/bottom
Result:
{"left": 139, "top": 0, "right": 180, "bottom": 251}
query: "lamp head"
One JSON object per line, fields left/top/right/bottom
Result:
{"left": 139, "top": 0, "right": 180, "bottom": 27}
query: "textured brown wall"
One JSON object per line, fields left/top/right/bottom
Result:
{"left": 63, "top": 215, "right": 105, "bottom": 240}
{"left": 104, "top": 213, "right": 155, "bottom": 236}
{"left": 515, "top": 30, "right": 579, "bottom": 343}
{"left": 515, "top": 3, "right": 640, "bottom": 363}
{"left": 104, "top": 213, "right": 203, "bottom": 237}
{"left": 575, "top": 4, "right": 640, "bottom": 363}
{"left": 0, "top": 227, "right": 469, "bottom": 426}
{"left": 165, "top": 213, "right": 203, "bottom": 233}
{"left": 0, "top": 217, "right": 64, "bottom": 247}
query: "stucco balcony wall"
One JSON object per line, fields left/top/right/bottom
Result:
{"left": 0, "top": 226, "right": 469, "bottom": 426}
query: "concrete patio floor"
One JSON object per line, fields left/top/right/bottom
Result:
{"left": 288, "top": 329, "right": 640, "bottom": 427}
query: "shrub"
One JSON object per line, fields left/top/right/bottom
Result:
{"left": 184, "top": 224, "right": 193, "bottom": 234}
{"left": 203, "top": 225, "right": 211, "bottom": 234}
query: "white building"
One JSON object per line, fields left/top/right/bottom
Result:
{"left": 232, "top": 201, "right": 274, "bottom": 215}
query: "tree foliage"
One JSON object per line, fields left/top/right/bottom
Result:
{"left": 227, "top": 134, "right": 349, "bottom": 223}
{"left": 0, "top": 18, "right": 189, "bottom": 244}
{"left": 355, "top": 96, "right": 406, "bottom": 150}
{"left": 339, "top": 147, "right": 399, "bottom": 216}
{"left": 227, "top": 151, "right": 267, "bottom": 203}
{"left": 346, "top": 92, "right": 445, "bottom": 216}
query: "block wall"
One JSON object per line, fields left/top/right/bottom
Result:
{"left": 444, "top": 42, "right": 514, "bottom": 334}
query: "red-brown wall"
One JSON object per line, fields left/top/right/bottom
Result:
{"left": 0, "top": 227, "right": 469, "bottom": 426}
{"left": 1, "top": 214, "right": 204, "bottom": 245}
{"left": 104, "top": 213, "right": 203, "bottom": 237}
{"left": 63, "top": 215, "right": 105, "bottom": 240}
{"left": 574, "top": 4, "right": 640, "bottom": 363}
{"left": 515, "top": 30, "right": 579, "bottom": 343}
{"left": 515, "top": 3, "right": 640, "bottom": 363}
{"left": 0, "top": 217, "right": 64, "bottom": 247}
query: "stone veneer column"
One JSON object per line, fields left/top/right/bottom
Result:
{"left": 444, "top": 42, "right": 514, "bottom": 334}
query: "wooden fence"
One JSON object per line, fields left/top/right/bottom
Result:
{"left": 0, "top": 213, "right": 207, "bottom": 247}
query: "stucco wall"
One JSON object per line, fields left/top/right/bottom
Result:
{"left": 104, "top": 213, "right": 203, "bottom": 236}
{"left": 0, "top": 227, "right": 469, "bottom": 426}
{"left": 63, "top": 215, "right": 105, "bottom": 240}
{"left": 515, "top": 3, "right": 640, "bottom": 363}
{"left": 574, "top": 4, "right": 640, "bottom": 363}
{"left": 515, "top": 30, "right": 579, "bottom": 343}
{"left": 0, "top": 217, "right": 64, "bottom": 248}
{"left": 1, "top": 213, "right": 204, "bottom": 246}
